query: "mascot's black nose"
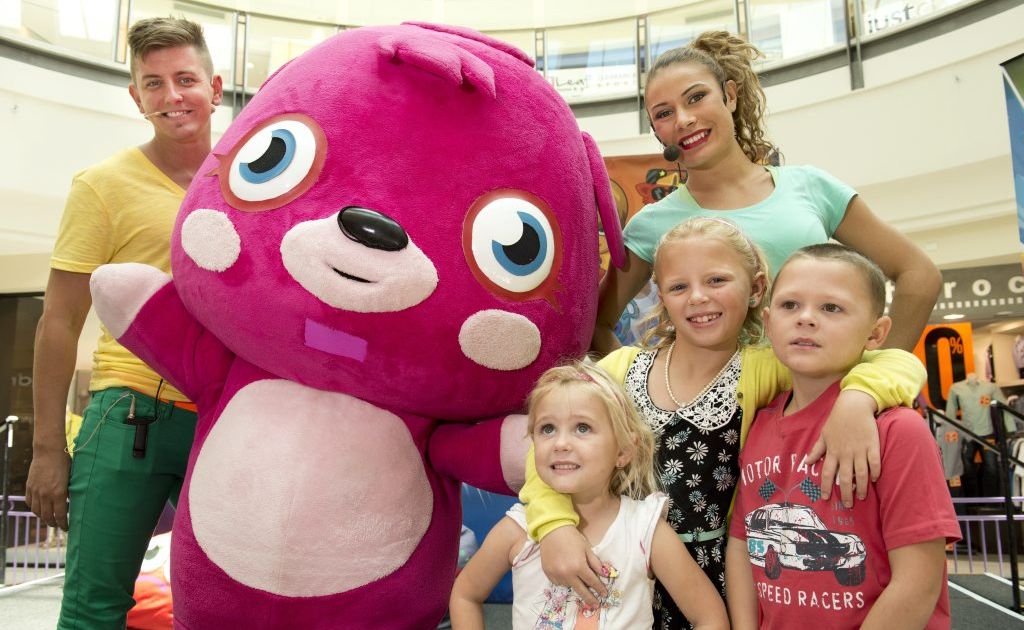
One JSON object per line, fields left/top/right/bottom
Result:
{"left": 338, "top": 207, "right": 408, "bottom": 252}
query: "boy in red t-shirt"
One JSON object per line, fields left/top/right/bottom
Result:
{"left": 725, "top": 243, "right": 960, "bottom": 630}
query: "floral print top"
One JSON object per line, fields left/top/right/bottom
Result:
{"left": 624, "top": 349, "right": 742, "bottom": 630}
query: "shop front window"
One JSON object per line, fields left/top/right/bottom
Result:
{"left": 0, "top": 295, "right": 43, "bottom": 499}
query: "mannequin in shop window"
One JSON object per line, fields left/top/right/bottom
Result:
{"left": 946, "top": 373, "right": 1013, "bottom": 497}
{"left": 1014, "top": 335, "right": 1024, "bottom": 379}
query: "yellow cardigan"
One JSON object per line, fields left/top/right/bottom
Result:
{"left": 520, "top": 345, "right": 926, "bottom": 540}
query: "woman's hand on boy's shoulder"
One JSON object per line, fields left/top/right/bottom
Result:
{"left": 539, "top": 525, "right": 607, "bottom": 608}
{"left": 807, "top": 389, "right": 881, "bottom": 508}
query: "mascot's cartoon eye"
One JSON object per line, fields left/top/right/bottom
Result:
{"left": 218, "top": 114, "right": 327, "bottom": 212}
{"left": 237, "top": 129, "right": 296, "bottom": 185}
{"left": 463, "top": 191, "right": 561, "bottom": 301}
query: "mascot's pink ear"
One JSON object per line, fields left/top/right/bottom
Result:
{"left": 377, "top": 31, "right": 496, "bottom": 98}
{"left": 403, "top": 21, "right": 535, "bottom": 68}
{"left": 582, "top": 132, "right": 625, "bottom": 269}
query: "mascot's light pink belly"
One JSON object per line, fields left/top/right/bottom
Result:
{"left": 188, "top": 380, "right": 432, "bottom": 597}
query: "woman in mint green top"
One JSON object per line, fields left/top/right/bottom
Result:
{"left": 624, "top": 164, "right": 853, "bottom": 278}
{"left": 593, "top": 31, "right": 940, "bottom": 357}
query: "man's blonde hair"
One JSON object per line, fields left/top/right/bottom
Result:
{"left": 527, "top": 362, "right": 658, "bottom": 500}
{"left": 128, "top": 17, "right": 213, "bottom": 82}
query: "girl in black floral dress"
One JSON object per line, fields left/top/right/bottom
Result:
{"left": 625, "top": 349, "right": 741, "bottom": 628}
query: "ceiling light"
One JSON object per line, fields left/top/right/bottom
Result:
{"left": 943, "top": 313, "right": 965, "bottom": 320}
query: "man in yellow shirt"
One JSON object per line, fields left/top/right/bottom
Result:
{"left": 25, "top": 17, "right": 222, "bottom": 629}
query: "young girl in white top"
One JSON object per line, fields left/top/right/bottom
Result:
{"left": 449, "top": 362, "right": 728, "bottom": 630}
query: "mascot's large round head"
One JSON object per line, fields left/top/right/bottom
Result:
{"left": 172, "top": 23, "right": 623, "bottom": 419}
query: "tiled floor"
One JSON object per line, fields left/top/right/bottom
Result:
{"left": 1, "top": 573, "right": 1021, "bottom": 629}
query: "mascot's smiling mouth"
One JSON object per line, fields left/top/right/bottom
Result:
{"left": 304, "top": 318, "right": 368, "bottom": 361}
{"left": 332, "top": 267, "right": 371, "bottom": 284}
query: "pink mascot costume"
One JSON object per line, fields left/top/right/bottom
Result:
{"left": 90, "top": 22, "right": 623, "bottom": 629}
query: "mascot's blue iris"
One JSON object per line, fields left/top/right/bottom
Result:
{"left": 239, "top": 129, "right": 296, "bottom": 184}
{"left": 491, "top": 211, "right": 546, "bottom": 276}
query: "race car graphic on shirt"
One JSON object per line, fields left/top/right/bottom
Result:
{"left": 744, "top": 502, "right": 867, "bottom": 586}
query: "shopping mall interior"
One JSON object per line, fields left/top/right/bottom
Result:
{"left": 1, "top": 0, "right": 1024, "bottom": 628}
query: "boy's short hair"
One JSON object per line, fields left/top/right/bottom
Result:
{"left": 128, "top": 17, "right": 214, "bottom": 82}
{"left": 777, "top": 243, "right": 887, "bottom": 316}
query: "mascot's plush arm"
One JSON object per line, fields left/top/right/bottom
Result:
{"left": 428, "top": 414, "right": 529, "bottom": 496}
{"left": 90, "top": 263, "right": 233, "bottom": 405}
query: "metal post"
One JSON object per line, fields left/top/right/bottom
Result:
{"left": 842, "top": 0, "right": 865, "bottom": 90}
{"left": 636, "top": 16, "right": 646, "bottom": 135}
{"left": 990, "top": 402, "right": 1021, "bottom": 612}
{"left": 0, "top": 415, "right": 17, "bottom": 586}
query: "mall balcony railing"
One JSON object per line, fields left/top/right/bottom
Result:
{"left": 927, "top": 401, "right": 1024, "bottom": 613}
{"left": 0, "top": 416, "right": 16, "bottom": 586}
{"left": 0, "top": 0, "right": 1009, "bottom": 129}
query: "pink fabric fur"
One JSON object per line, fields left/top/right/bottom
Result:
{"left": 89, "top": 23, "right": 623, "bottom": 629}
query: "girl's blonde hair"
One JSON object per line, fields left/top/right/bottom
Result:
{"left": 527, "top": 362, "right": 657, "bottom": 500}
{"left": 646, "top": 31, "right": 774, "bottom": 165}
{"left": 641, "top": 216, "right": 770, "bottom": 349}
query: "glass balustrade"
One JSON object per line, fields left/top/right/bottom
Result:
{"left": 244, "top": 15, "right": 337, "bottom": 90}
{"left": 544, "top": 18, "right": 637, "bottom": 103}
{"left": 747, "top": 0, "right": 846, "bottom": 64}
{"left": 0, "top": 0, "right": 118, "bottom": 60}
{"left": 0, "top": 0, "right": 992, "bottom": 107}
{"left": 859, "top": 0, "right": 975, "bottom": 40}
{"left": 647, "top": 0, "right": 738, "bottom": 66}
{"left": 128, "top": 0, "right": 235, "bottom": 84}
{"left": 483, "top": 29, "right": 536, "bottom": 62}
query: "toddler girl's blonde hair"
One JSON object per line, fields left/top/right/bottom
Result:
{"left": 527, "top": 362, "right": 657, "bottom": 500}
{"left": 642, "top": 216, "right": 770, "bottom": 349}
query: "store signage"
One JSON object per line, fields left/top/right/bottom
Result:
{"left": 862, "top": 0, "right": 965, "bottom": 35}
{"left": 913, "top": 322, "right": 974, "bottom": 409}
{"left": 546, "top": 64, "right": 637, "bottom": 103}
{"left": 927, "top": 263, "right": 1024, "bottom": 322}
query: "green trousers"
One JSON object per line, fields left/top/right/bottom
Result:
{"left": 58, "top": 387, "right": 197, "bottom": 630}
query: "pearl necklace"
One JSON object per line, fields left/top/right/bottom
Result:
{"left": 663, "top": 341, "right": 740, "bottom": 409}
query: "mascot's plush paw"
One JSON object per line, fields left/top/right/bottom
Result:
{"left": 90, "top": 263, "right": 172, "bottom": 338}
{"left": 501, "top": 414, "right": 530, "bottom": 491}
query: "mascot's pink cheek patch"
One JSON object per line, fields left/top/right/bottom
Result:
{"left": 180, "top": 209, "right": 241, "bottom": 272}
{"left": 188, "top": 380, "right": 432, "bottom": 597}
{"left": 459, "top": 309, "right": 541, "bottom": 370}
